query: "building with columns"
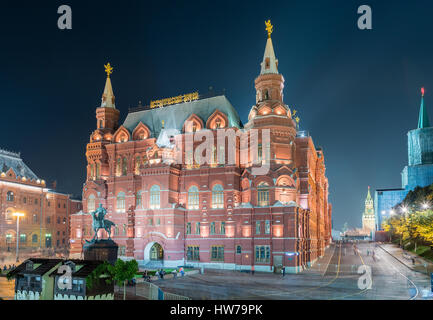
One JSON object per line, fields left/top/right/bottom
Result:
{"left": 0, "top": 149, "right": 82, "bottom": 254}
{"left": 70, "top": 22, "right": 332, "bottom": 273}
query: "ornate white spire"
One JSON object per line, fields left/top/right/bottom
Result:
{"left": 100, "top": 63, "right": 116, "bottom": 109}
{"left": 260, "top": 20, "right": 279, "bottom": 75}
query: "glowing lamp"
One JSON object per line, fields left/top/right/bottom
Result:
{"left": 13, "top": 212, "right": 24, "bottom": 218}
{"left": 421, "top": 87, "right": 425, "bottom": 96}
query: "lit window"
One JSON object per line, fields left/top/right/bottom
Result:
{"left": 87, "top": 194, "right": 96, "bottom": 213}
{"left": 211, "top": 184, "right": 224, "bottom": 209}
{"left": 188, "top": 186, "right": 199, "bottom": 210}
{"left": 257, "top": 183, "right": 270, "bottom": 207}
{"left": 116, "top": 192, "right": 126, "bottom": 212}
{"left": 150, "top": 185, "right": 160, "bottom": 209}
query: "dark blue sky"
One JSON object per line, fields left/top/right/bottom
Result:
{"left": 1, "top": 0, "right": 432, "bottom": 230}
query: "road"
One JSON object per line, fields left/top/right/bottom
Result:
{"left": 0, "top": 242, "right": 431, "bottom": 300}
{"left": 152, "top": 242, "right": 432, "bottom": 300}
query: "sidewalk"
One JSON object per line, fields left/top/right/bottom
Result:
{"left": 379, "top": 243, "right": 433, "bottom": 275}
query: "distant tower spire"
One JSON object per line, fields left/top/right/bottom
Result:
{"left": 418, "top": 87, "right": 430, "bottom": 129}
{"left": 100, "top": 63, "right": 116, "bottom": 109}
{"left": 260, "top": 20, "right": 279, "bottom": 75}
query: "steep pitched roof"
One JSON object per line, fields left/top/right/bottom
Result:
{"left": 0, "top": 149, "right": 39, "bottom": 180}
{"left": 123, "top": 95, "right": 241, "bottom": 137}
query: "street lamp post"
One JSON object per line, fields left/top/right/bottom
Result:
{"left": 13, "top": 212, "right": 24, "bottom": 263}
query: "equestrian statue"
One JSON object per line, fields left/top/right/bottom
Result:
{"left": 86, "top": 204, "right": 116, "bottom": 243}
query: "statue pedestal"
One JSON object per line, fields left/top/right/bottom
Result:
{"left": 83, "top": 239, "right": 118, "bottom": 265}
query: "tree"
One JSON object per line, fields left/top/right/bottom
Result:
{"left": 112, "top": 259, "right": 139, "bottom": 300}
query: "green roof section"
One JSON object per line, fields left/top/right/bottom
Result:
{"left": 418, "top": 88, "right": 430, "bottom": 129}
{"left": 122, "top": 95, "right": 241, "bottom": 137}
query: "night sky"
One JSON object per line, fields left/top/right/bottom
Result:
{"left": 1, "top": 0, "right": 433, "bottom": 230}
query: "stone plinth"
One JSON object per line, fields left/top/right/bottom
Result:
{"left": 83, "top": 239, "right": 118, "bottom": 265}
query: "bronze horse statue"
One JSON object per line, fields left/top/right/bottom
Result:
{"left": 87, "top": 204, "right": 116, "bottom": 242}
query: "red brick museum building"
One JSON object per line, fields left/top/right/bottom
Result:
{"left": 70, "top": 24, "right": 332, "bottom": 273}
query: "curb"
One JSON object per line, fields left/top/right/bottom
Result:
{"left": 378, "top": 244, "right": 427, "bottom": 275}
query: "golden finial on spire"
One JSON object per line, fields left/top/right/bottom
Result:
{"left": 161, "top": 120, "right": 165, "bottom": 128}
{"left": 104, "top": 63, "right": 113, "bottom": 78}
{"left": 265, "top": 20, "right": 273, "bottom": 38}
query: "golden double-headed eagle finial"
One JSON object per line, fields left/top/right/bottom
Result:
{"left": 104, "top": 63, "right": 113, "bottom": 77}
{"left": 265, "top": 20, "right": 273, "bottom": 38}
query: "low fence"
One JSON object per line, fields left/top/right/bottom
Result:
{"left": 136, "top": 281, "right": 191, "bottom": 300}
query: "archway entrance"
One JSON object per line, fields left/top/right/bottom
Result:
{"left": 150, "top": 243, "right": 163, "bottom": 260}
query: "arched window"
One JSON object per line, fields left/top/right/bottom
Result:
{"left": 6, "top": 191, "right": 14, "bottom": 202}
{"left": 87, "top": 194, "right": 96, "bottom": 213}
{"left": 32, "top": 234, "right": 38, "bottom": 243}
{"left": 136, "top": 190, "right": 142, "bottom": 208}
{"left": 114, "top": 225, "right": 119, "bottom": 235}
{"left": 122, "top": 224, "right": 127, "bottom": 236}
{"left": 188, "top": 186, "right": 199, "bottom": 210}
{"left": 257, "top": 182, "right": 270, "bottom": 207}
{"left": 150, "top": 185, "right": 160, "bottom": 209}
{"left": 236, "top": 245, "right": 242, "bottom": 254}
{"left": 211, "top": 184, "right": 224, "bottom": 209}
{"left": 117, "top": 192, "right": 126, "bottom": 212}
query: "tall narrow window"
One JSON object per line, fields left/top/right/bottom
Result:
{"left": 210, "top": 222, "right": 216, "bottom": 235}
{"left": 211, "top": 184, "right": 224, "bottom": 209}
{"left": 136, "top": 190, "right": 142, "bottom": 208}
{"left": 5, "top": 209, "right": 12, "bottom": 220}
{"left": 220, "top": 221, "right": 226, "bottom": 235}
{"left": 257, "top": 144, "right": 262, "bottom": 162}
{"left": 265, "top": 220, "right": 271, "bottom": 234}
{"left": 256, "top": 221, "right": 261, "bottom": 235}
{"left": 135, "top": 156, "right": 141, "bottom": 175}
{"left": 6, "top": 191, "right": 14, "bottom": 202}
{"left": 96, "top": 162, "right": 101, "bottom": 179}
{"left": 90, "top": 163, "right": 94, "bottom": 180}
{"left": 116, "top": 158, "right": 121, "bottom": 177}
{"left": 150, "top": 185, "right": 160, "bottom": 209}
{"left": 196, "top": 222, "right": 200, "bottom": 235}
{"left": 87, "top": 194, "right": 96, "bottom": 213}
{"left": 116, "top": 192, "right": 126, "bottom": 212}
{"left": 188, "top": 186, "right": 199, "bottom": 210}
{"left": 122, "top": 157, "right": 127, "bottom": 176}
{"left": 186, "top": 222, "right": 191, "bottom": 235}
{"left": 257, "top": 182, "right": 270, "bottom": 207}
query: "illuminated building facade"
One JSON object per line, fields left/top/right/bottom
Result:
{"left": 0, "top": 149, "right": 82, "bottom": 253}
{"left": 70, "top": 22, "right": 332, "bottom": 273}
{"left": 375, "top": 88, "right": 433, "bottom": 230}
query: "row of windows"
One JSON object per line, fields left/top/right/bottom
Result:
{"left": 5, "top": 191, "right": 66, "bottom": 208}
{"left": 186, "top": 220, "right": 271, "bottom": 235}
{"left": 186, "top": 245, "right": 271, "bottom": 263}
{"left": 87, "top": 183, "right": 271, "bottom": 214}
